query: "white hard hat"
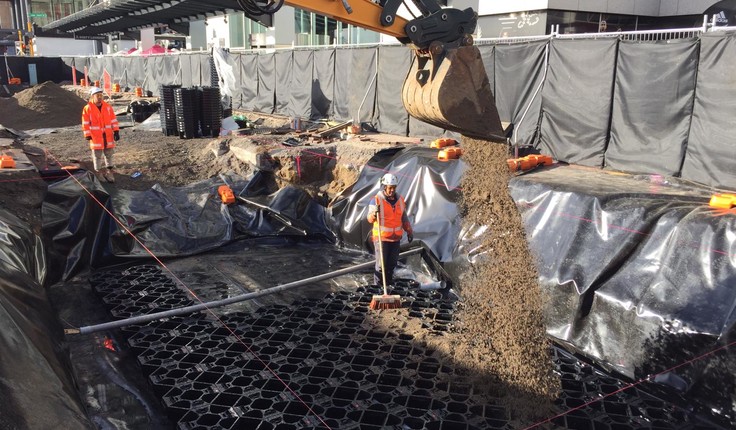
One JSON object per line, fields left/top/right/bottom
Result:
{"left": 89, "top": 87, "right": 103, "bottom": 96}
{"left": 380, "top": 173, "right": 398, "bottom": 186}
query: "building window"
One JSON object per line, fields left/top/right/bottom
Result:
{"left": 30, "top": 0, "right": 89, "bottom": 27}
{"left": 30, "top": 1, "right": 53, "bottom": 27}
{"left": 229, "top": 12, "right": 245, "bottom": 48}
{"left": 294, "top": 8, "right": 339, "bottom": 46}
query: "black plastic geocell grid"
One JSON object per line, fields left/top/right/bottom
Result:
{"left": 89, "top": 265, "right": 724, "bottom": 430}
{"left": 159, "top": 85, "right": 180, "bottom": 136}
{"left": 199, "top": 87, "right": 221, "bottom": 138}
{"left": 174, "top": 88, "right": 198, "bottom": 139}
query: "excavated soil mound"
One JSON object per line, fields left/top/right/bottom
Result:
{"left": 450, "top": 138, "right": 560, "bottom": 422}
{"left": 0, "top": 81, "right": 87, "bottom": 130}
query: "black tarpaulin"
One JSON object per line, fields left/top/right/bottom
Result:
{"left": 0, "top": 208, "right": 91, "bottom": 430}
{"left": 375, "top": 45, "right": 410, "bottom": 135}
{"left": 179, "top": 54, "right": 194, "bottom": 89}
{"left": 42, "top": 173, "right": 333, "bottom": 281}
{"left": 606, "top": 39, "right": 699, "bottom": 175}
{"left": 35, "top": 57, "right": 64, "bottom": 84}
{"left": 311, "top": 49, "right": 335, "bottom": 120}
{"left": 198, "top": 53, "right": 212, "bottom": 87}
{"left": 330, "top": 146, "right": 463, "bottom": 262}
{"left": 76, "top": 57, "right": 89, "bottom": 76}
{"left": 229, "top": 53, "right": 243, "bottom": 110}
{"left": 239, "top": 53, "right": 258, "bottom": 112}
{"left": 494, "top": 40, "right": 547, "bottom": 147}
{"left": 121, "top": 56, "right": 146, "bottom": 88}
{"left": 0, "top": 57, "right": 25, "bottom": 84}
{"left": 274, "top": 50, "right": 293, "bottom": 116}
{"left": 681, "top": 32, "right": 736, "bottom": 190}
{"left": 408, "top": 113, "right": 445, "bottom": 138}
{"left": 186, "top": 54, "right": 202, "bottom": 88}
{"left": 144, "top": 56, "right": 157, "bottom": 92}
{"left": 189, "top": 54, "right": 206, "bottom": 87}
{"left": 105, "top": 56, "right": 124, "bottom": 86}
{"left": 538, "top": 39, "right": 617, "bottom": 167}
{"left": 478, "top": 44, "right": 495, "bottom": 97}
{"left": 507, "top": 165, "right": 736, "bottom": 419}
{"left": 87, "top": 56, "right": 104, "bottom": 83}
{"left": 59, "top": 57, "right": 76, "bottom": 82}
{"left": 42, "top": 174, "right": 118, "bottom": 283}
{"left": 255, "top": 53, "right": 275, "bottom": 114}
{"left": 333, "top": 47, "right": 377, "bottom": 123}
{"left": 162, "top": 56, "right": 182, "bottom": 88}
{"left": 333, "top": 48, "right": 352, "bottom": 121}
{"left": 290, "top": 50, "right": 314, "bottom": 119}
{"left": 61, "top": 56, "right": 76, "bottom": 73}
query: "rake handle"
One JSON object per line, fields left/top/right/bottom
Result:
{"left": 375, "top": 215, "right": 389, "bottom": 297}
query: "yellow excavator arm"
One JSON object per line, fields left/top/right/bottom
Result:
{"left": 237, "top": 0, "right": 504, "bottom": 140}
{"left": 283, "top": 0, "right": 409, "bottom": 40}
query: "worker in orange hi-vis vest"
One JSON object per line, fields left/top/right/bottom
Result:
{"left": 82, "top": 87, "right": 119, "bottom": 183}
{"left": 367, "top": 173, "right": 414, "bottom": 286}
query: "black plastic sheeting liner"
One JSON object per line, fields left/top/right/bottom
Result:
{"left": 334, "top": 147, "right": 736, "bottom": 423}
{"left": 330, "top": 146, "right": 465, "bottom": 263}
{"left": 0, "top": 207, "right": 92, "bottom": 429}
{"left": 508, "top": 165, "right": 736, "bottom": 422}
{"left": 6, "top": 143, "right": 735, "bottom": 426}
{"left": 42, "top": 171, "right": 335, "bottom": 284}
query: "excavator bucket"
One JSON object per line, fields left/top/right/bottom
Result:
{"left": 402, "top": 45, "right": 505, "bottom": 140}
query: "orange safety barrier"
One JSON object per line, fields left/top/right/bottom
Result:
{"left": 112, "top": 83, "right": 121, "bottom": 93}
{"left": 507, "top": 154, "right": 554, "bottom": 172}
{"left": 438, "top": 147, "right": 463, "bottom": 161}
{"left": 80, "top": 78, "right": 87, "bottom": 87}
{"left": 218, "top": 185, "right": 236, "bottom": 205}
{"left": 8, "top": 77, "right": 21, "bottom": 85}
{"left": 430, "top": 137, "right": 458, "bottom": 149}
{"left": 135, "top": 87, "right": 143, "bottom": 97}
{"left": 94, "top": 80, "right": 101, "bottom": 88}
{"left": 709, "top": 193, "right": 736, "bottom": 209}
{"left": 0, "top": 155, "right": 16, "bottom": 169}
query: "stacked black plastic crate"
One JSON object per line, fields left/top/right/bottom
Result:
{"left": 159, "top": 85, "right": 180, "bottom": 136}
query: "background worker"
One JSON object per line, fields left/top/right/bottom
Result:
{"left": 82, "top": 87, "right": 119, "bottom": 183}
{"left": 367, "top": 173, "right": 414, "bottom": 286}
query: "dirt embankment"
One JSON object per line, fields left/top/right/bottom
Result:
{"left": 0, "top": 84, "right": 392, "bottom": 231}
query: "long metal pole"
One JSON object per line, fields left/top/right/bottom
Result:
{"left": 65, "top": 247, "right": 423, "bottom": 335}
{"left": 11, "top": 0, "right": 19, "bottom": 30}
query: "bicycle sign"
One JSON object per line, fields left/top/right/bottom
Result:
{"left": 517, "top": 12, "right": 540, "bottom": 28}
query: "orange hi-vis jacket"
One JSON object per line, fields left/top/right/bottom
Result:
{"left": 372, "top": 193, "right": 411, "bottom": 242}
{"left": 82, "top": 101, "right": 119, "bottom": 150}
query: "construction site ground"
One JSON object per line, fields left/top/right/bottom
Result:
{"left": 0, "top": 83, "right": 729, "bottom": 429}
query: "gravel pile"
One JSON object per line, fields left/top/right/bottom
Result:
{"left": 0, "top": 81, "right": 87, "bottom": 130}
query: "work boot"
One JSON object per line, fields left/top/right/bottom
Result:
{"left": 104, "top": 169, "right": 115, "bottom": 183}
{"left": 94, "top": 170, "right": 106, "bottom": 182}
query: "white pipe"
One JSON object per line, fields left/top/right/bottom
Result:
{"left": 65, "top": 247, "right": 424, "bottom": 335}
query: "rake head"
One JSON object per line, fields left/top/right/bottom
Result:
{"left": 369, "top": 294, "right": 403, "bottom": 310}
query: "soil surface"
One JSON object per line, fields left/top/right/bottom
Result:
{"left": 0, "top": 84, "right": 393, "bottom": 230}
{"left": 0, "top": 83, "right": 560, "bottom": 425}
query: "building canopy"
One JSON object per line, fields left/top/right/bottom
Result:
{"left": 42, "top": 0, "right": 271, "bottom": 36}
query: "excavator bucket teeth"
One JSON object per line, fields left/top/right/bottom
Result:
{"left": 402, "top": 45, "right": 504, "bottom": 140}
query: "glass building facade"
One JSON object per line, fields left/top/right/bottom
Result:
{"left": 227, "top": 8, "right": 381, "bottom": 49}
{"left": 29, "top": 0, "right": 89, "bottom": 27}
